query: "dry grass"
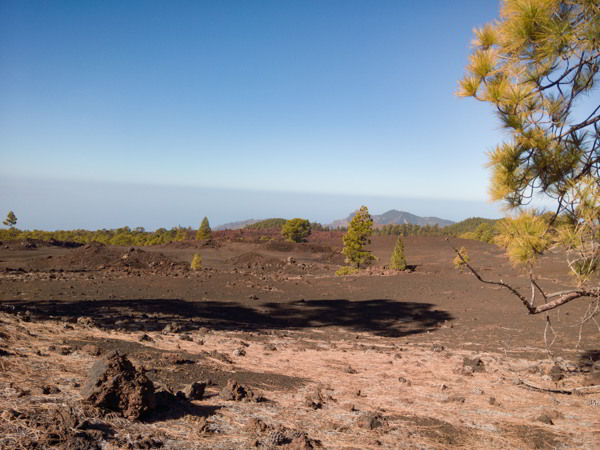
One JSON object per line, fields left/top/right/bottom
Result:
{"left": 1, "top": 312, "right": 599, "bottom": 449}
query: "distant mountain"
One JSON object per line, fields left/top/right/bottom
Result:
{"left": 214, "top": 219, "right": 261, "bottom": 230}
{"left": 329, "top": 209, "right": 454, "bottom": 229}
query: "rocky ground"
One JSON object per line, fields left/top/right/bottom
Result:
{"left": 0, "top": 231, "right": 599, "bottom": 448}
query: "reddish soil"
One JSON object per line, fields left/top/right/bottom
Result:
{"left": 0, "top": 233, "right": 599, "bottom": 448}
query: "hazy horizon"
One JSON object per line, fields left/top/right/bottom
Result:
{"left": 1, "top": 175, "right": 508, "bottom": 231}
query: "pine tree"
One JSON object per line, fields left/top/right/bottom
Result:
{"left": 281, "top": 218, "right": 311, "bottom": 243}
{"left": 390, "top": 236, "right": 406, "bottom": 270}
{"left": 3, "top": 211, "right": 17, "bottom": 228}
{"left": 196, "top": 217, "right": 212, "bottom": 240}
{"left": 457, "top": 0, "right": 599, "bottom": 313}
{"left": 342, "top": 206, "right": 375, "bottom": 269}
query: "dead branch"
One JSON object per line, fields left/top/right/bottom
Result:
{"left": 516, "top": 378, "right": 600, "bottom": 395}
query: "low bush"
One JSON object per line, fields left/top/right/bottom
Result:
{"left": 191, "top": 253, "right": 202, "bottom": 270}
{"left": 335, "top": 266, "right": 358, "bottom": 276}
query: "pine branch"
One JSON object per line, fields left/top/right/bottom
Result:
{"left": 448, "top": 242, "right": 598, "bottom": 314}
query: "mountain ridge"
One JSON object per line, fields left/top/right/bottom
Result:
{"left": 328, "top": 209, "right": 453, "bottom": 228}
{"left": 215, "top": 210, "right": 454, "bottom": 230}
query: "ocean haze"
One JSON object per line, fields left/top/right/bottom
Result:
{"left": 0, "top": 176, "right": 503, "bottom": 231}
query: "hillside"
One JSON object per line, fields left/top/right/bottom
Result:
{"left": 213, "top": 219, "right": 261, "bottom": 230}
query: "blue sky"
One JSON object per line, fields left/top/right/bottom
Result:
{"left": 2, "top": 1, "right": 512, "bottom": 229}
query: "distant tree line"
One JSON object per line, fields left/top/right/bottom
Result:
{"left": 244, "top": 218, "right": 288, "bottom": 229}
{"left": 0, "top": 214, "right": 507, "bottom": 247}
{"left": 0, "top": 226, "right": 195, "bottom": 246}
{"left": 245, "top": 218, "right": 329, "bottom": 232}
{"left": 371, "top": 217, "right": 500, "bottom": 243}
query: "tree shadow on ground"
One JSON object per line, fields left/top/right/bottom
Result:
{"left": 578, "top": 349, "right": 600, "bottom": 369}
{"left": 1, "top": 297, "right": 452, "bottom": 338}
{"left": 147, "top": 392, "right": 222, "bottom": 423}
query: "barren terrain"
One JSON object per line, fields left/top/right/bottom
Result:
{"left": 1, "top": 231, "right": 599, "bottom": 449}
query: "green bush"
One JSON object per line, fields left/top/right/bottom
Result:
{"left": 335, "top": 266, "right": 358, "bottom": 276}
{"left": 191, "top": 253, "right": 202, "bottom": 270}
{"left": 281, "top": 218, "right": 311, "bottom": 243}
{"left": 174, "top": 227, "right": 189, "bottom": 242}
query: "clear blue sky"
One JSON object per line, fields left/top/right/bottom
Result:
{"left": 2, "top": 1, "right": 511, "bottom": 230}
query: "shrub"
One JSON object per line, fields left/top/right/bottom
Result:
{"left": 191, "top": 253, "right": 202, "bottom": 270}
{"left": 281, "top": 218, "right": 311, "bottom": 243}
{"left": 174, "top": 227, "right": 189, "bottom": 241}
{"left": 452, "top": 247, "right": 469, "bottom": 273}
{"left": 335, "top": 266, "right": 358, "bottom": 276}
{"left": 390, "top": 236, "right": 406, "bottom": 270}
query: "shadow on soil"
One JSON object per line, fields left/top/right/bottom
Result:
{"left": 578, "top": 349, "right": 600, "bottom": 369}
{"left": 149, "top": 394, "right": 222, "bottom": 423}
{"left": 1, "top": 297, "right": 452, "bottom": 338}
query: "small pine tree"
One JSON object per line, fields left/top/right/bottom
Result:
{"left": 342, "top": 206, "right": 375, "bottom": 269}
{"left": 390, "top": 236, "right": 406, "bottom": 270}
{"left": 196, "top": 217, "right": 212, "bottom": 240}
{"left": 3, "top": 211, "right": 17, "bottom": 228}
{"left": 452, "top": 246, "right": 469, "bottom": 273}
{"left": 191, "top": 253, "right": 202, "bottom": 270}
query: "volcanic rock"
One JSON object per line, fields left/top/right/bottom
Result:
{"left": 81, "top": 351, "right": 155, "bottom": 420}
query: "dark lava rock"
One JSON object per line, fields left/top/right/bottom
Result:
{"left": 82, "top": 344, "right": 102, "bottom": 356}
{"left": 585, "top": 362, "right": 600, "bottom": 386}
{"left": 358, "top": 413, "right": 386, "bottom": 430}
{"left": 124, "top": 433, "right": 164, "bottom": 449}
{"left": 245, "top": 417, "right": 270, "bottom": 434}
{"left": 59, "top": 346, "right": 75, "bottom": 355}
{"left": 536, "top": 414, "right": 554, "bottom": 425}
{"left": 397, "top": 376, "right": 411, "bottom": 386}
{"left": 219, "top": 379, "right": 263, "bottom": 402}
{"left": 548, "top": 365, "right": 563, "bottom": 382}
{"left": 285, "top": 434, "right": 321, "bottom": 449}
{"left": 463, "top": 356, "right": 485, "bottom": 373}
{"left": 444, "top": 395, "right": 466, "bottom": 404}
{"left": 81, "top": 351, "right": 155, "bottom": 420}
{"left": 181, "top": 381, "right": 206, "bottom": 400}
{"left": 37, "top": 385, "right": 61, "bottom": 395}
{"left": 162, "top": 322, "right": 182, "bottom": 333}
{"left": 344, "top": 365, "right": 358, "bottom": 374}
{"left": 206, "top": 350, "right": 233, "bottom": 364}
{"left": 266, "top": 430, "right": 288, "bottom": 446}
